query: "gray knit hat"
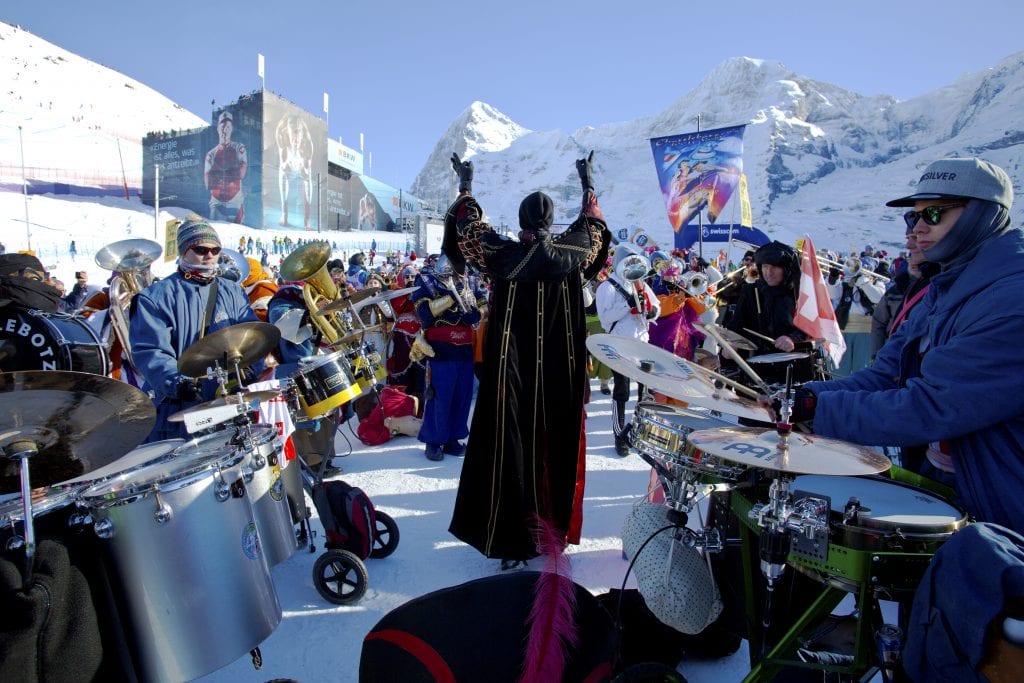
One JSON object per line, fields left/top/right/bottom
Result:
{"left": 887, "top": 158, "right": 1013, "bottom": 209}
{"left": 176, "top": 218, "right": 221, "bottom": 256}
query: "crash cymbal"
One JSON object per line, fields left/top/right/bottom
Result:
{"left": 352, "top": 286, "right": 417, "bottom": 312}
{"left": 686, "top": 426, "right": 892, "bottom": 476}
{"left": 0, "top": 371, "right": 156, "bottom": 493}
{"left": 694, "top": 323, "right": 758, "bottom": 352}
{"left": 586, "top": 335, "right": 772, "bottom": 422}
{"left": 167, "top": 390, "right": 281, "bottom": 423}
{"left": 178, "top": 322, "right": 281, "bottom": 377}
{"left": 336, "top": 323, "right": 389, "bottom": 346}
{"left": 747, "top": 352, "right": 810, "bottom": 363}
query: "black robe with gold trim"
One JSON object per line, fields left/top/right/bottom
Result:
{"left": 444, "top": 191, "right": 610, "bottom": 560}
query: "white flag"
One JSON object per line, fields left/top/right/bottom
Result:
{"left": 323, "top": 92, "right": 329, "bottom": 114}
{"left": 257, "top": 53, "right": 265, "bottom": 79}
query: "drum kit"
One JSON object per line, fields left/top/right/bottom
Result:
{"left": 0, "top": 315, "right": 398, "bottom": 681}
{"left": 586, "top": 333, "right": 968, "bottom": 681}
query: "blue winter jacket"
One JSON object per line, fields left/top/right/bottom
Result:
{"left": 130, "top": 271, "right": 257, "bottom": 403}
{"left": 806, "top": 229, "right": 1024, "bottom": 532}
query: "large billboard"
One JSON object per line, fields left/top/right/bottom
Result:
{"left": 262, "top": 92, "right": 327, "bottom": 231}
{"left": 142, "top": 97, "right": 263, "bottom": 226}
{"left": 325, "top": 163, "right": 355, "bottom": 231}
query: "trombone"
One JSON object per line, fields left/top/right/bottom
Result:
{"left": 814, "top": 254, "right": 890, "bottom": 283}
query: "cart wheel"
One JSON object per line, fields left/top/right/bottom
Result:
{"left": 313, "top": 550, "right": 368, "bottom": 604}
{"left": 370, "top": 511, "right": 400, "bottom": 559}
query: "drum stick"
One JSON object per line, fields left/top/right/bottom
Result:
{"left": 743, "top": 327, "right": 777, "bottom": 344}
{"left": 700, "top": 325, "right": 772, "bottom": 396}
{"left": 688, "top": 362, "right": 762, "bottom": 400}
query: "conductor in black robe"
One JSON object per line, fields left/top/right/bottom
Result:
{"left": 443, "top": 151, "right": 611, "bottom": 568}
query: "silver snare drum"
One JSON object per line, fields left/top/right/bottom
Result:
{"left": 80, "top": 439, "right": 281, "bottom": 683}
{"left": 631, "top": 401, "right": 742, "bottom": 479}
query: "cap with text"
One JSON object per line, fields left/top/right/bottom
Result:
{"left": 886, "top": 157, "right": 1013, "bottom": 209}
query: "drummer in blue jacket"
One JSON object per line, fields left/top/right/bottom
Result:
{"left": 130, "top": 217, "right": 258, "bottom": 442}
{"left": 788, "top": 158, "right": 1024, "bottom": 535}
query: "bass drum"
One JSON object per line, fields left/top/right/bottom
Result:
{"left": 0, "top": 309, "right": 109, "bottom": 375}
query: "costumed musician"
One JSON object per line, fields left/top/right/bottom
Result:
{"left": 0, "top": 253, "right": 66, "bottom": 373}
{"left": 647, "top": 255, "right": 709, "bottom": 367}
{"left": 596, "top": 243, "right": 660, "bottom": 457}
{"left": 408, "top": 254, "right": 484, "bottom": 461}
{"left": 386, "top": 258, "right": 426, "bottom": 405}
{"left": 444, "top": 150, "right": 610, "bottom": 569}
{"left": 129, "top": 217, "right": 260, "bottom": 443}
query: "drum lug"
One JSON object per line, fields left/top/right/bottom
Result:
{"left": 242, "top": 465, "right": 255, "bottom": 483}
{"left": 214, "top": 469, "right": 232, "bottom": 502}
{"left": 252, "top": 454, "right": 267, "bottom": 471}
{"left": 94, "top": 517, "right": 115, "bottom": 539}
{"left": 6, "top": 535, "right": 25, "bottom": 551}
{"left": 68, "top": 510, "right": 93, "bottom": 529}
{"left": 153, "top": 492, "right": 173, "bottom": 525}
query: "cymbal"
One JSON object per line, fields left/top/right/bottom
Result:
{"left": 167, "top": 390, "right": 281, "bottom": 423}
{"left": 694, "top": 323, "right": 758, "bottom": 352}
{"left": 686, "top": 426, "right": 892, "bottom": 476}
{"left": 747, "top": 352, "right": 810, "bottom": 363}
{"left": 352, "top": 286, "right": 417, "bottom": 312}
{"left": 0, "top": 371, "right": 156, "bottom": 493}
{"left": 178, "top": 322, "right": 281, "bottom": 377}
{"left": 337, "top": 323, "right": 389, "bottom": 346}
{"left": 586, "top": 334, "right": 772, "bottom": 422}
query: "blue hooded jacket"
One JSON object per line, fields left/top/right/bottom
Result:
{"left": 806, "top": 228, "right": 1024, "bottom": 532}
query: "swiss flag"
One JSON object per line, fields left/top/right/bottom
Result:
{"left": 793, "top": 236, "right": 846, "bottom": 367}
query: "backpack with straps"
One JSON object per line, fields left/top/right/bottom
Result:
{"left": 312, "top": 479, "right": 376, "bottom": 559}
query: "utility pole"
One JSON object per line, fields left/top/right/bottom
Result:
{"left": 154, "top": 164, "right": 160, "bottom": 240}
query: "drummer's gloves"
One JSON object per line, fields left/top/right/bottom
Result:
{"left": 175, "top": 376, "right": 200, "bottom": 402}
{"left": 576, "top": 151, "right": 596, "bottom": 192}
{"left": 451, "top": 153, "right": 473, "bottom": 193}
{"left": 790, "top": 386, "right": 817, "bottom": 423}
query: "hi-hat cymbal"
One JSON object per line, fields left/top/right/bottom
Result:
{"left": 686, "top": 426, "right": 892, "bottom": 476}
{"left": 747, "top": 352, "right": 810, "bottom": 363}
{"left": 0, "top": 371, "right": 156, "bottom": 493}
{"left": 352, "top": 287, "right": 417, "bottom": 312}
{"left": 586, "top": 334, "right": 772, "bottom": 422}
{"left": 167, "top": 390, "right": 281, "bottom": 423}
{"left": 337, "top": 323, "right": 389, "bottom": 346}
{"left": 694, "top": 323, "right": 758, "bottom": 352}
{"left": 178, "top": 322, "right": 281, "bottom": 377}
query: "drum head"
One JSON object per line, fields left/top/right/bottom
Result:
{"left": 747, "top": 352, "right": 809, "bottom": 363}
{"left": 81, "top": 440, "right": 242, "bottom": 504}
{"left": 636, "top": 402, "right": 736, "bottom": 432}
{"left": 792, "top": 475, "right": 966, "bottom": 534}
{"left": 59, "top": 438, "right": 186, "bottom": 486}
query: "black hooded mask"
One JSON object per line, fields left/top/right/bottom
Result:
{"left": 518, "top": 192, "right": 554, "bottom": 236}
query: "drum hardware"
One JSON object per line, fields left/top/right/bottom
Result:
{"left": 167, "top": 389, "right": 280, "bottom": 428}
{"left": 178, "top": 321, "right": 281, "bottom": 389}
{"left": 587, "top": 334, "right": 773, "bottom": 422}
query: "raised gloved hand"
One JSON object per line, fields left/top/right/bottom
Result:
{"left": 451, "top": 153, "right": 473, "bottom": 193}
{"left": 576, "top": 150, "right": 595, "bottom": 192}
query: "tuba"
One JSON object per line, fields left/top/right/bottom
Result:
{"left": 217, "top": 248, "right": 250, "bottom": 284}
{"left": 279, "top": 241, "right": 350, "bottom": 346}
{"left": 94, "top": 238, "right": 162, "bottom": 373}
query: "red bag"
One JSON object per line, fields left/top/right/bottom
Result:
{"left": 355, "top": 386, "right": 418, "bottom": 446}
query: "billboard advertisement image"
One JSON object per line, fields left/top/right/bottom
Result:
{"left": 263, "top": 92, "right": 327, "bottom": 230}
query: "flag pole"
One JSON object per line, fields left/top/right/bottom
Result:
{"left": 696, "top": 114, "right": 703, "bottom": 259}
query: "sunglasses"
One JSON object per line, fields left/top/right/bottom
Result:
{"left": 902, "top": 203, "right": 965, "bottom": 231}
{"left": 190, "top": 245, "right": 222, "bottom": 256}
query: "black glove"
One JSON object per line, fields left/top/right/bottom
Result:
{"left": 773, "top": 386, "right": 817, "bottom": 423}
{"left": 176, "top": 377, "right": 200, "bottom": 402}
{"left": 576, "top": 150, "right": 595, "bottom": 192}
{"left": 451, "top": 153, "right": 473, "bottom": 193}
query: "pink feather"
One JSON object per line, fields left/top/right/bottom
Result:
{"left": 519, "top": 517, "right": 579, "bottom": 683}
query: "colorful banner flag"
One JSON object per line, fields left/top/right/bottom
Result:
{"left": 794, "top": 235, "right": 846, "bottom": 367}
{"left": 739, "top": 173, "right": 752, "bottom": 227}
{"left": 649, "top": 125, "right": 746, "bottom": 235}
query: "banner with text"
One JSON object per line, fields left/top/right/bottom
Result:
{"left": 650, "top": 125, "right": 746, "bottom": 250}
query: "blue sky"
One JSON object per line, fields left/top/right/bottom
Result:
{"left": 7, "top": 0, "right": 1023, "bottom": 191}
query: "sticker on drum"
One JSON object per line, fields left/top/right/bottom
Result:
{"left": 241, "top": 521, "right": 262, "bottom": 561}
{"left": 631, "top": 402, "right": 743, "bottom": 479}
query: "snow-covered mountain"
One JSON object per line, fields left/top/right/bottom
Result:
{"left": 3, "top": 19, "right": 1022, "bottom": 256}
{"left": 413, "top": 55, "right": 1024, "bottom": 254}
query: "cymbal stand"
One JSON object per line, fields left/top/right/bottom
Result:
{"left": 3, "top": 439, "right": 40, "bottom": 586}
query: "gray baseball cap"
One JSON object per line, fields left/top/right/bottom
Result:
{"left": 886, "top": 157, "right": 1013, "bottom": 209}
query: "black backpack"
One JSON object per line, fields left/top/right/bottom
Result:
{"left": 312, "top": 480, "right": 376, "bottom": 559}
